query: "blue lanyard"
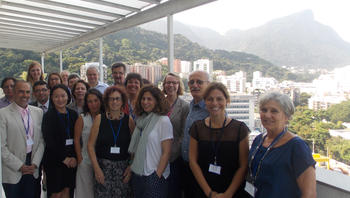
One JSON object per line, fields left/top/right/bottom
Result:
{"left": 209, "top": 117, "right": 227, "bottom": 165}
{"left": 108, "top": 116, "right": 123, "bottom": 147}
{"left": 57, "top": 109, "right": 70, "bottom": 139}
{"left": 21, "top": 110, "right": 30, "bottom": 136}
{"left": 128, "top": 100, "right": 136, "bottom": 120}
{"left": 249, "top": 128, "right": 287, "bottom": 185}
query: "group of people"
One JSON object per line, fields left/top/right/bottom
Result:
{"left": 0, "top": 60, "right": 316, "bottom": 198}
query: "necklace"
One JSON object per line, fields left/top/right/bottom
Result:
{"left": 107, "top": 111, "right": 123, "bottom": 120}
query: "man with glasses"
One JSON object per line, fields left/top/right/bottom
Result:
{"left": 181, "top": 70, "right": 210, "bottom": 198}
{"left": 86, "top": 66, "right": 108, "bottom": 94}
{"left": 111, "top": 62, "right": 126, "bottom": 85}
{"left": 30, "top": 81, "right": 51, "bottom": 113}
{"left": 0, "top": 80, "right": 44, "bottom": 198}
{"left": 0, "top": 77, "right": 16, "bottom": 109}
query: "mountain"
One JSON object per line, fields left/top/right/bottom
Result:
{"left": 1, "top": 27, "right": 318, "bottom": 83}
{"left": 141, "top": 10, "right": 350, "bottom": 68}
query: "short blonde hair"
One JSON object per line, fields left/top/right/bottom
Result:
{"left": 162, "top": 72, "right": 184, "bottom": 95}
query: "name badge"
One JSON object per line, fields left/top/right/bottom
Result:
{"left": 110, "top": 147, "right": 120, "bottom": 154}
{"left": 208, "top": 164, "right": 221, "bottom": 175}
{"left": 26, "top": 137, "right": 34, "bottom": 146}
{"left": 66, "top": 139, "right": 73, "bottom": 146}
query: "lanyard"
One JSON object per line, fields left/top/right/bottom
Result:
{"left": 249, "top": 128, "right": 287, "bottom": 185}
{"left": 57, "top": 109, "right": 71, "bottom": 139}
{"left": 128, "top": 100, "right": 136, "bottom": 120}
{"left": 167, "top": 97, "right": 178, "bottom": 117}
{"left": 21, "top": 110, "right": 30, "bottom": 136}
{"left": 209, "top": 117, "right": 227, "bottom": 165}
{"left": 108, "top": 116, "right": 123, "bottom": 147}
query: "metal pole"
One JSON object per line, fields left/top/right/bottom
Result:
{"left": 167, "top": 14, "right": 174, "bottom": 73}
{"left": 99, "top": 37, "right": 103, "bottom": 82}
{"left": 60, "top": 50, "right": 63, "bottom": 72}
{"left": 41, "top": 53, "right": 45, "bottom": 74}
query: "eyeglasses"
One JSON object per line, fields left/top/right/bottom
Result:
{"left": 188, "top": 79, "right": 208, "bottom": 85}
{"left": 109, "top": 97, "right": 121, "bottom": 102}
{"left": 165, "top": 81, "right": 179, "bottom": 85}
{"left": 34, "top": 88, "right": 48, "bottom": 93}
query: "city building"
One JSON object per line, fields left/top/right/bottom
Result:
{"left": 308, "top": 95, "right": 347, "bottom": 111}
{"left": 216, "top": 71, "right": 247, "bottom": 93}
{"left": 127, "top": 62, "right": 162, "bottom": 84}
{"left": 193, "top": 59, "right": 213, "bottom": 78}
{"left": 226, "top": 94, "right": 255, "bottom": 131}
{"left": 252, "top": 71, "right": 278, "bottom": 90}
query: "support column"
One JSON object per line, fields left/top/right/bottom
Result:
{"left": 41, "top": 53, "right": 45, "bottom": 74}
{"left": 167, "top": 15, "right": 174, "bottom": 73}
{"left": 60, "top": 50, "right": 63, "bottom": 72}
{"left": 99, "top": 38, "right": 104, "bottom": 82}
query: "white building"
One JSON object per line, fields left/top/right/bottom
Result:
{"left": 217, "top": 71, "right": 247, "bottom": 93}
{"left": 179, "top": 61, "right": 192, "bottom": 78}
{"left": 252, "top": 71, "right": 278, "bottom": 90}
{"left": 80, "top": 62, "right": 108, "bottom": 82}
{"left": 226, "top": 94, "right": 255, "bottom": 131}
{"left": 308, "top": 95, "right": 346, "bottom": 110}
{"left": 193, "top": 59, "right": 213, "bottom": 78}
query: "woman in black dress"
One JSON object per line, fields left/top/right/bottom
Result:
{"left": 42, "top": 84, "right": 78, "bottom": 198}
{"left": 189, "top": 82, "right": 250, "bottom": 198}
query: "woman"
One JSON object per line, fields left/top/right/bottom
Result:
{"left": 249, "top": 92, "right": 316, "bottom": 198}
{"left": 87, "top": 85, "right": 134, "bottom": 198}
{"left": 27, "top": 61, "right": 44, "bottom": 87}
{"left": 123, "top": 73, "right": 143, "bottom": 120}
{"left": 162, "top": 72, "right": 189, "bottom": 198}
{"left": 0, "top": 77, "right": 16, "bottom": 108}
{"left": 42, "top": 84, "right": 78, "bottom": 198}
{"left": 74, "top": 89, "right": 104, "bottom": 198}
{"left": 48, "top": 73, "right": 62, "bottom": 90}
{"left": 68, "top": 80, "right": 90, "bottom": 114}
{"left": 128, "top": 85, "right": 173, "bottom": 198}
{"left": 26, "top": 61, "right": 44, "bottom": 102}
{"left": 189, "top": 82, "right": 250, "bottom": 198}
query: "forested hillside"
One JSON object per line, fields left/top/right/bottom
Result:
{"left": 0, "top": 27, "right": 315, "bottom": 82}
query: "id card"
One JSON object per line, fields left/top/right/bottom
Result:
{"left": 66, "top": 139, "right": 73, "bottom": 145}
{"left": 110, "top": 147, "right": 120, "bottom": 154}
{"left": 26, "top": 137, "right": 34, "bottom": 146}
{"left": 208, "top": 164, "right": 221, "bottom": 175}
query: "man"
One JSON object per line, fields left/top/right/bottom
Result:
{"left": 0, "top": 80, "right": 44, "bottom": 198}
{"left": 30, "top": 80, "right": 51, "bottom": 113}
{"left": 111, "top": 62, "right": 126, "bottom": 85}
{"left": 0, "top": 77, "right": 16, "bottom": 108}
{"left": 67, "top": 73, "right": 80, "bottom": 91}
{"left": 86, "top": 66, "right": 108, "bottom": 94}
{"left": 181, "top": 70, "right": 210, "bottom": 198}
{"left": 60, "top": 70, "right": 70, "bottom": 86}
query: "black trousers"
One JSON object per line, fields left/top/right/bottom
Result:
{"left": 182, "top": 161, "right": 199, "bottom": 198}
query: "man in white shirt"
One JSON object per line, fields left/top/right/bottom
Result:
{"left": 86, "top": 66, "right": 108, "bottom": 94}
{"left": 0, "top": 80, "right": 44, "bottom": 198}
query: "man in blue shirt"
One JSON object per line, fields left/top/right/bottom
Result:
{"left": 86, "top": 66, "right": 108, "bottom": 94}
{"left": 181, "top": 70, "right": 210, "bottom": 198}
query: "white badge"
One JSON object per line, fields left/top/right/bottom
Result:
{"left": 110, "top": 147, "right": 120, "bottom": 154}
{"left": 208, "top": 164, "right": 221, "bottom": 175}
{"left": 65, "top": 139, "right": 73, "bottom": 146}
{"left": 26, "top": 137, "right": 34, "bottom": 146}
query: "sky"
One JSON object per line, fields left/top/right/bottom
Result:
{"left": 174, "top": 0, "right": 350, "bottom": 42}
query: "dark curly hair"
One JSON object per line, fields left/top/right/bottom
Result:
{"left": 134, "top": 85, "right": 169, "bottom": 116}
{"left": 71, "top": 80, "right": 90, "bottom": 99}
{"left": 103, "top": 85, "right": 128, "bottom": 111}
{"left": 83, "top": 88, "right": 105, "bottom": 115}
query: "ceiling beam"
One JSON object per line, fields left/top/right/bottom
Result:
{"left": 0, "top": 8, "right": 101, "bottom": 27}
{"left": 0, "top": 13, "right": 92, "bottom": 31}
{"left": 46, "top": 0, "right": 217, "bottom": 53}
{"left": 0, "top": 25, "right": 76, "bottom": 38}
{"left": 1, "top": 1, "right": 114, "bottom": 23}
{"left": 26, "top": 0, "right": 125, "bottom": 18}
{"left": 0, "top": 30, "right": 71, "bottom": 41}
{"left": 138, "top": 0, "right": 161, "bottom": 4}
{"left": 0, "top": 18, "right": 85, "bottom": 34}
{"left": 81, "top": 0, "right": 140, "bottom": 12}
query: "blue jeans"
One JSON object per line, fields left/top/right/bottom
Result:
{"left": 132, "top": 171, "right": 168, "bottom": 198}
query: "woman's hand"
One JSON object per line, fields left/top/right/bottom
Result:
{"left": 62, "top": 157, "right": 71, "bottom": 167}
{"left": 214, "top": 192, "right": 231, "bottom": 198}
{"left": 77, "top": 154, "right": 83, "bottom": 165}
{"left": 95, "top": 167, "right": 105, "bottom": 184}
{"left": 69, "top": 157, "right": 77, "bottom": 168}
{"left": 122, "top": 165, "right": 132, "bottom": 183}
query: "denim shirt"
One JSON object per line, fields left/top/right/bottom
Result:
{"left": 0, "top": 96, "right": 11, "bottom": 109}
{"left": 181, "top": 99, "right": 209, "bottom": 162}
{"left": 94, "top": 81, "right": 109, "bottom": 94}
